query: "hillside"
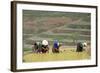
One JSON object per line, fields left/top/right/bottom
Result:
{"left": 23, "top": 10, "right": 91, "bottom": 49}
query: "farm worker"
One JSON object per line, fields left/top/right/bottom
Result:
{"left": 33, "top": 42, "right": 42, "bottom": 53}
{"left": 37, "top": 42, "right": 42, "bottom": 53}
{"left": 52, "top": 40, "right": 60, "bottom": 53}
{"left": 76, "top": 42, "right": 83, "bottom": 52}
{"left": 54, "top": 40, "right": 59, "bottom": 49}
{"left": 41, "top": 40, "right": 49, "bottom": 53}
{"left": 32, "top": 42, "right": 38, "bottom": 53}
{"left": 76, "top": 42, "right": 87, "bottom": 52}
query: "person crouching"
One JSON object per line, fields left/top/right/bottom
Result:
{"left": 76, "top": 42, "right": 87, "bottom": 52}
{"left": 33, "top": 42, "right": 42, "bottom": 53}
{"left": 52, "top": 40, "right": 61, "bottom": 53}
{"left": 41, "top": 40, "right": 49, "bottom": 53}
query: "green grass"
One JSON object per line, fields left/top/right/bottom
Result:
{"left": 23, "top": 48, "right": 32, "bottom": 51}
{"left": 23, "top": 48, "right": 90, "bottom": 62}
{"left": 67, "top": 24, "right": 90, "bottom": 29}
{"left": 38, "top": 34, "right": 90, "bottom": 40}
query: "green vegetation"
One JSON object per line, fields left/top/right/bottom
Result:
{"left": 67, "top": 24, "right": 90, "bottom": 29}
{"left": 23, "top": 48, "right": 32, "bottom": 51}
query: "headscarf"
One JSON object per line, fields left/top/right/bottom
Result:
{"left": 42, "top": 40, "right": 48, "bottom": 46}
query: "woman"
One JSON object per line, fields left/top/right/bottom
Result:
{"left": 52, "top": 40, "right": 61, "bottom": 53}
{"left": 41, "top": 40, "right": 49, "bottom": 53}
{"left": 33, "top": 41, "right": 42, "bottom": 53}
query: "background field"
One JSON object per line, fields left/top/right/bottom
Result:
{"left": 23, "top": 10, "right": 91, "bottom": 62}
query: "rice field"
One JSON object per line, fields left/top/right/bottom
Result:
{"left": 23, "top": 47, "right": 91, "bottom": 62}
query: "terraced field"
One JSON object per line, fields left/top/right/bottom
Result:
{"left": 23, "top": 10, "right": 91, "bottom": 62}
{"left": 23, "top": 10, "right": 91, "bottom": 49}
